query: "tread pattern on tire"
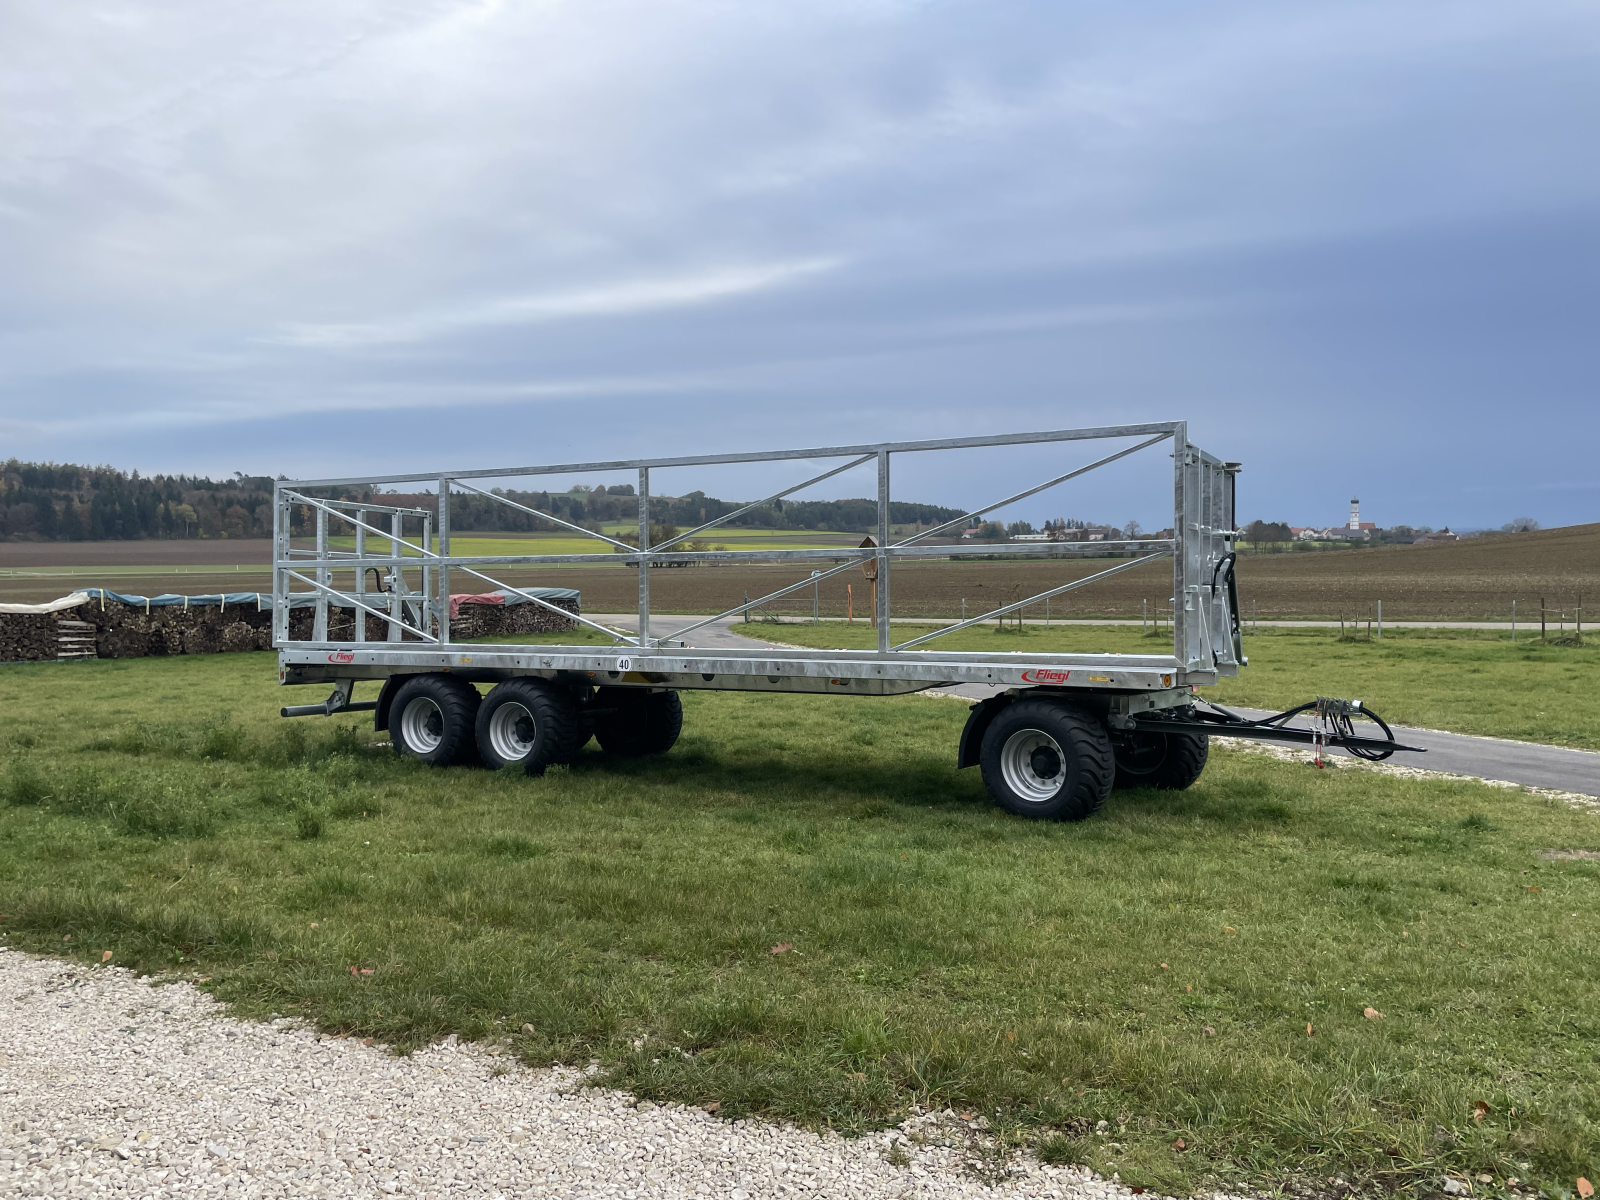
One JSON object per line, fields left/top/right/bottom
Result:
{"left": 978, "top": 699, "right": 1113, "bottom": 821}
{"left": 593, "top": 688, "right": 683, "bottom": 757}
{"left": 389, "top": 675, "right": 481, "bottom": 767}
{"left": 1112, "top": 730, "right": 1209, "bottom": 791}
{"left": 474, "top": 679, "right": 585, "bottom": 775}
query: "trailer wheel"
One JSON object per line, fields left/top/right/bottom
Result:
{"left": 593, "top": 688, "right": 682, "bottom": 757}
{"left": 978, "top": 700, "right": 1113, "bottom": 821}
{"left": 475, "top": 679, "right": 583, "bottom": 775}
{"left": 390, "top": 675, "right": 480, "bottom": 766}
{"left": 1112, "top": 730, "right": 1209, "bottom": 791}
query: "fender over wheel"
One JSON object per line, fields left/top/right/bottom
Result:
{"left": 475, "top": 679, "right": 585, "bottom": 776}
{"left": 978, "top": 699, "right": 1113, "bottom": 821}
{"left": 389, "top": 675, "right": 481, "bottom": 766}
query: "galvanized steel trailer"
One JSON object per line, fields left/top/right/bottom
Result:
{"left": 273, "top": 423, "right": 1414, "bottom": 820}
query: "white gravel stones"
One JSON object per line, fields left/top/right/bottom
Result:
{"left": 0, "top": 948, "right": 1218, "bottom": 1200}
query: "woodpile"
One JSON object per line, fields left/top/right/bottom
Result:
{"left": 451, "top": 597, "right": 579, "bottom": 638}
{"left": 86, "top": 599, "right": 275, "bottom": 659}
{"left": 0, "top": 612, "right": 59, "bottom": 663}
{"left": 0, "top": 590, "right": 579, "bottom": 662}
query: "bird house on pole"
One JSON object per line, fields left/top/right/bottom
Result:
{"left": 859, "top": 536, "right": 879, "bottom": 626}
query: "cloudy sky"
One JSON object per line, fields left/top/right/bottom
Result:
{"left": 1, "top": 0, "right": 1596, "bottom": 530}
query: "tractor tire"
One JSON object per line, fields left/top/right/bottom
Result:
{"left": 592, "top": 688, "right": 683, "bottom": 758}
{"left": 474, "top": 679, "right": 584, "bottom": 776}
{"left": 389, "top": 675, "right": 481, "bottom": 767}
{"left": 978, "top": 699, "right": 1114, "bottom": 821}
{"left": 1112, "top": 729, "right": 1209, "bottom": 791}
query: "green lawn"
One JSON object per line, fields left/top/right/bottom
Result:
{"left": 1, "top": 652, "right": 1596, "bottom": 1194}
{"left": 730, "top": 622, "right": 1600, "bottom": 751}
{"left": 328, "top": 528, "right": 863, "bottom": 558}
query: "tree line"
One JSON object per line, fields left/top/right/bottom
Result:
{"left": 1, "top": 460, "right": 279, "bottom": 542}
{"left": 1, "top": 462, "right": 969, "bottom": 542}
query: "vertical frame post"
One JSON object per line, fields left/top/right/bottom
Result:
{"left": 354, "top": 509, "right": 366, "bottom": 643}
{"left": 421, "top": 513, "right": 433, "bottom": 639}
{"left": 272, "top": 486, "right": 289, "bottom": 647}
{"left": 876, "top": 450, "right": 890, "bottom": 652}
{"left": 1170, "top": 423, "right": 1190, "bottom": 669}
{"left": 638, "top": 467, "right": 651, "bottom": 650}
{"left": 313, "top": 505, "right": 329, "bottom": 642}
{"left": 389, "top": 512, "right": 404, "bottom": 642}
{"left": 438, "top": 479, "right": 452, "bottom": 646}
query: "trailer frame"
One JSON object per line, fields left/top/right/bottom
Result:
{"left": 273, "top": 421, "right": 1243, "bottom": 701}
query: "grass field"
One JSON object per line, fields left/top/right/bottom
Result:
{"left": 322, "top": 528, "right": 867, "bottom": 558}
{"left": 1, "top": 651, "right": 1596, "bottom": 1195}
{"left": 727, "top": 623, "right": 1600, "bottom": 751}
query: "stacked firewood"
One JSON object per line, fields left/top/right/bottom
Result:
{"left": 451, "top": 598, "right": 579, "bottom": 638}
{"left": 82, "top": 599, "right": 276, "bottom": 658}
{"left": 1, "top": 591, "right": 580, "bottom": 662}
{"left": 0, "top": 612, "right": 60, "bottom": 662}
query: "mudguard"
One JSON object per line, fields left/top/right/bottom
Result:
{"left": 957, "top": 694, "right": 1014, "bottom": 769}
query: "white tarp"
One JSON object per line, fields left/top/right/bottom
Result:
{"left": 0, "top": 590, "right": 91, "bottom": 615}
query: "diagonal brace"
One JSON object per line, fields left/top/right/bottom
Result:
{"left": 657, "top": 556, "right": 868, "bottom": 645}
{"left": 449, "top": 478, "right": 636, "bottom": 551}
{"left": 652, "top": 453, "right": 876, "bottom": 552}
{"left": 283, "top": 570, "right": 439, "bottom": 643}
{"left": 283, "top": 493, "right": 436, "bottom": 561}
{"left": 454, "top": 566, "right": 641, "bottom": 646}
{"left": 893, "top": 432, "right": 1171, "bottom": 548}
{"left": 891, "top": 552, "right": 1172, "bottom": 650}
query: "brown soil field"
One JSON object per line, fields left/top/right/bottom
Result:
{"left": 3, "top": 524, "right": 1593, "bottom": 619}
{"left": 0, "top": 539, "right": 275, "bottom": 568}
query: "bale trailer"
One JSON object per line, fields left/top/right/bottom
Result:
{"left": 274, "top": 423, "right": 1418, "bottom": 820}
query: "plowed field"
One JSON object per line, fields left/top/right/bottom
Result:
{"left": 3, "top": 524, "right": 1594, "bottom": 620}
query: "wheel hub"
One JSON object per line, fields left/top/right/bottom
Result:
{"left": 1000, "top": 729, "right": 1068, "bottom": 803}
{"left": 488, "top": 701, "right": 538, "bottom": 761}
{"left": 399, "top": 696, "right": 445, "bottom": 754}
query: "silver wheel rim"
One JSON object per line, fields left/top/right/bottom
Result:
{"left": 488, "top": 701, "right": 537, "bottom": 762}
{"left": 399, "top": 696, "right": 444, "bottom": 755}
{"left": 1000, "top": 728, "right": 1066, "bottom": 803}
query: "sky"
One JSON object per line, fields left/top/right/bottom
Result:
{"left": 1, "top": 0, "right": 1596, "bottom": 532}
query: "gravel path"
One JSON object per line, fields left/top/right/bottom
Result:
{"left": 0, "top": 949, "right": 1179, "bottom": 1200}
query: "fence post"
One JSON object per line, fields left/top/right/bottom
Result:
{"left": 1511, "top": 599, "right": 1516, "bottom": 643}
{"left": 1142, "top": 598, "right": 1147, "bottom": 634}
{"left": 812, "top": 571, "right": 820, "bottom": 625}
{"left": 1541, "top": 596, "right": 1546, "bottom": 642}
{"left": 1376, "top": 599, "right": 1381, "bottom": 641}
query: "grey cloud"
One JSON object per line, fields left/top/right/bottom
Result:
{"left": 0, "top": 0, "right": 1595, "bottom": 527}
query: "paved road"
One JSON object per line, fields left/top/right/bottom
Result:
{"left": 590, "top": 614, "right": 1600, "bottom": 798}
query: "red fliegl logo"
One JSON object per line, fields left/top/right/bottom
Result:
{"left": 1020, "top": 667, "right": 1070, "bottom": 685}
{"left": 326, "top": 651, "right": 355, "bottom": 664}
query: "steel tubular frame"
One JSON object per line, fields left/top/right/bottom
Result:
{"left": 272, "top": 423, "right": 1242, "bottom": 688}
